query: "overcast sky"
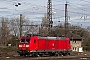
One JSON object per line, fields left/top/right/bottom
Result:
{"left": 0, "top": 0, "right": 90, "bottom": 28}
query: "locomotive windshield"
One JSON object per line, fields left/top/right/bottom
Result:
{"left": 20, "top": 39, "right": 30, "bottom": 43}
{"left": 26, "top": 39, "right": 30, "bottom": 43}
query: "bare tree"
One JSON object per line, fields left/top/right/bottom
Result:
{"left": 9, "top": 17, "right": 20, "bottom": 37}
{"left": 0, "top": 17, "right": 10, "bottom": 46}
{"left": 9, "top": 15, "right": 30, "bottom": 37}
{"left": 40, "top": 14, "right": 50, "bottom": 36}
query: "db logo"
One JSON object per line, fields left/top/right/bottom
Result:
{"left": 52, "top": 43, "right": 54, "bottom": 46}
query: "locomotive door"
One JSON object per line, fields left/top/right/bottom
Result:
{"left": 34, "top": 39, "right": 38, "bottom": 50}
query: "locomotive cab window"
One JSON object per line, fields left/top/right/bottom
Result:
{"left": 25, "top": 39, "right": 30, "bottom": 43}
{"left": 34, "top": 40, "right": 36, "bottom": 43}
{"left": 20, "top": 39, "right": 25, "bottom": 43}
{"left": 20, "top": 39, "right": 30, "bottom": 43}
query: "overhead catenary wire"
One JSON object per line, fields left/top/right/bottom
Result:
{"left": 68, "top": 2, "right": 87, "bottom": 12}
{"left": 80, "top": 0, "right": 90, "bottom": 4}
{"left": 2, "top": 0, "right": 90, "bottom": 16}
{"left": 1, "top": 0, "right": 90, "bottom": 20}
{"left": 21, "top": 1, "right": 90, "bottom": 16}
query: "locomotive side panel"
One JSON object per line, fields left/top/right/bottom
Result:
{"left": 48, "top": 40, "right": 56, "bottom": 50}
{"left": 66, "top": 38, "right": 71, "bottom": 50}
{"left": 58, "top": 40, "right": 63, "bottom": 50}
{"left": 38, "top": 39, "right": 46, "bottom": 50}
{"left": 62, "top": 40, "right": 67, "bottom": 50}
{"left": 30, "top": 36, "right": 38, "bottom": 52}
{"left": 58, "top": 39, "right": 69, "bottom": 51}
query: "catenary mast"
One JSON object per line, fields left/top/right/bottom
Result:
{"left": 47, "top": 0, "right": 53, "bottom": 36}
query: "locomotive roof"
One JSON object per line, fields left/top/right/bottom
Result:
{"left": 38, "top": 37, "right": 66, "bottom": 40}
{"left": 20, "top": 36, "right": 69, "bottom": 40}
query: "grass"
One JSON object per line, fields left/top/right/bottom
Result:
{"left": 0, "top": 46, "right": 18, "bottom": 57}
{"left": 0, "top": 46, "right": 17, "bottom": 52}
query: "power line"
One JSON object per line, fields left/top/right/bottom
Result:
{"left": 71, "top": 2, "right": 90, "bottom": 7}
{"left": 51, "top": 7, "right": 90, "bottom": 16}
{"left": 1, "top": 0, "right": 90, "bottom": 19}
{"left": 3, "top": 0, "right": 88, "bottom": 14}
{"left": 52, "top": 0, "right": 90, "bottom": 15}
{"left": 52, "top": 4, "right": 64, "bottom": 6}
{"left": 80, "top": 0, "right": 90, "bottom": 3}
{"left": 54, "top": 0, "right": 90, "bottom": 13}
{"left": 68, "top": 2, "right": 87, "bottom": 12}
{"left": 54, "top": 0, "right": 66, "bottom": 3}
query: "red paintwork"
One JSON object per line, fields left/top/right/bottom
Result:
{"left": 18, "top": 36, "right": 71, "bottom": 52}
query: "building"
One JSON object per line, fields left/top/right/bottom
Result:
{"left": 70, "top": 38, "right": 83, "bottom": 52}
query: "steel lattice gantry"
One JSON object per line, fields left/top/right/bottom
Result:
{"left": 47, "top": 0, "right": 53, "bottom": 36}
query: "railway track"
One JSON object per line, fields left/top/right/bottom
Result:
{"left": 0, "top": 55, "right": 90, "bottom": 60}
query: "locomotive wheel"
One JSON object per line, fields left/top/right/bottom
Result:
{"left": 39, "top": 54, "right": 43, "bottom": 57}
{"left": 20, "top": 54, "right": 23, "bottom": 56}
{"left": 55, "top": 53, "right": 59, "bottom": 56}
{"left": 24, "top": 54, "right": 27, "bottom": 57}
{"left": 67, "top": 53, "right": 70, "bottom": 56}
{"left": 31, "top": 53, "right": 38, "bottom": 57}
{"left": 49, "top": 53, "right": 55, "bottom": 56}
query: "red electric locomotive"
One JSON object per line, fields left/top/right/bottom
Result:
{"left": 17, "top": 35, "right": 71, "bottom": 56}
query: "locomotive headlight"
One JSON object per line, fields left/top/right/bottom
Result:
{"left": 26, "top": 45, "right": 29, "bottom": 47}
{"left": 19, "top": 45, "right": 22, "bottom": 47}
